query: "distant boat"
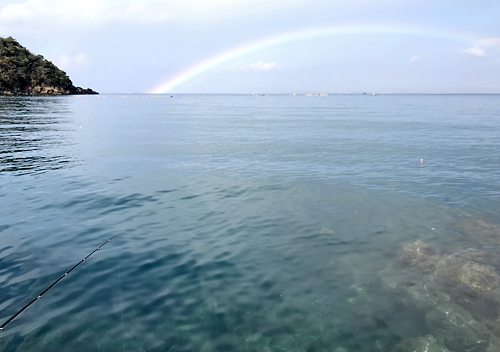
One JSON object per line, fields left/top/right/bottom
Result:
{"left": 372, "top": 93, "right": 376, "bottom": 96}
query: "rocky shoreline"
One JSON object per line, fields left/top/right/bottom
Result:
{"left": 0, "top": 36, "right": 98, "bottom": 96}
{"left": 379, "top": 221, "right": 500, "bottom": 352}
{"left": 334, "top": 215, "right": 500, "bottom": 352}
{"left": 1, "top": 85, "right": 99, "bottom": 96}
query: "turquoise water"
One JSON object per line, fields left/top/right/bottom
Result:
{"left": 1, "top": 94, "right": 500, "bottom": 352}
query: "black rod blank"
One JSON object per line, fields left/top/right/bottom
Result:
{"left": 0, "top": 235, "right": 117, "bottom": 331}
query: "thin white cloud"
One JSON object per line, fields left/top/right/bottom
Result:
{"left": 478, "top": 38, "right": 500, "bottom": 47}
{"left": 461, "top": 47, "right": 486, "bottom": 57}
{"left": 410, "top": 55, "right": 420, "bottom": 63}
{"left": 0, "top": 0, "right": 171, "bottom": 26}
{"left": 56, "top": 53, "right": 90, "bottom": 70}
{"left": 244, "top": 62, "right": 279, "bottom": 71}
{"left": 461, "top": 37, "right": 500, "bottom": 57}
{"left": 123, "top": 3, "right": 172, "bottom": 23}
{"left": 0, "top": 0, "right": 312, "bottom": 29}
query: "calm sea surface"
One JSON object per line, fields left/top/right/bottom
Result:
{"left": 1, "top": 94, "right": 500, "bottom": 352}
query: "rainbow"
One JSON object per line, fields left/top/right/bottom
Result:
{"left": 148, "top": 23, "right": 480, "bottom": 94}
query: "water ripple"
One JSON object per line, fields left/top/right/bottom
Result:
{"left": 1, "top": 95, "right": 500, "bottom": 352}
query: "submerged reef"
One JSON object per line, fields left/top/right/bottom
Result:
{"left": 381, "top": 233, "right": 500, "bottom": 352}
{"left": 458, "top": 217, "right": 500, "bottom": 246}
{"left": 460, "top": 262, "right": 499, "bottom": 294}
{"left": 0, "top": 36, "right": 97, "bottom": 96}
{"left": 426, "top": 302, "right": 489, "bottom": 351}
{"left": 392, "top": 335, "right": 450, "bottom": 352}
{"left": 398, "top": 240, "right": 499, "bottom": 293}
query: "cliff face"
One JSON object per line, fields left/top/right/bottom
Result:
{"left": 0, "top": 36, "right": 98, "bottom": 96}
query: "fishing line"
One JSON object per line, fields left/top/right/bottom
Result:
{"left": 0, "top": 235, "right": 118, "bottom": 331}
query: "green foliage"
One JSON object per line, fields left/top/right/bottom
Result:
{"left": 0, "top": 36, "right": 92, "bottom": 95}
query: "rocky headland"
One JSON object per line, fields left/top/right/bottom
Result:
{"left": 0, "top": 36, "right": 98, "bottom": 96}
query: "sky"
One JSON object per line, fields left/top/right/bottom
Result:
{"left": 1, "top": 0, "right": 499, "bottom": 94}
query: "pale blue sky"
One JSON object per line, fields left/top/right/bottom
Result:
{"left": 1, "top": 0, "right": 499, "bottom": 93}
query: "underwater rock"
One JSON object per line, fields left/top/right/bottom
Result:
{"left": 379, "top": 263, "right": 420, "bottom": 290}
{"left": 387, "top": 242, "right": 500, "bottom": 351}
{"left": 334, "top": 347, "right": 348, "bottom": 352}
{"left": 391, "top": 335, "right": 450, "bottom": 352}
{"left": 398, "top": 241, "right": 444, "bottom": 273}
{"left": 485, "top": 288, "right": 500, "bottom": 309}
{"left": 435, "top": 257, "right": 499, "bottom": 295}
{"left": 459, "top": 217, "right": 500, "bottom": 245}
{"left": 434, "top": 257, "right": 469, "bottom": 282}
{"left": 459, "top": 261, "right": 499, "bottom": 294}
{"left": 379, "top": 263, "right": 452, "bottom": 312}
{"left": 425, "top": 302, "right": 489, "bottom": 352}
{"left": 320, "top": 227, "right": 335, "bottom": 235}
{"left": 434, "top": 256, "right": 499, "bottom": 294}
{"left": 487, "top": 335, "right": 500, "bottom": 352}
{"left": 245, "top": 333, "right": 262, "bottom": 343}
{"left": 399, "top": 241, "right": 500, "bottom": 294}
{"left": 406, "top": 281, "right": 451, "bottom": 312}
{"left": 486, "top": 316, "right": 500, "bottom": 338}
{"left": 448, "top": 286, "right": 500, "bottom": 324}
{"left": 451, "top": 248, "right": 490, "bottom": 265}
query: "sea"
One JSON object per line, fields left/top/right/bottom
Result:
{"left": 0, "top": 94, "right": 500, "bottom": 352}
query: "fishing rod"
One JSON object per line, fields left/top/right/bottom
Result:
{"left": 0, "top": 235, "right": 118, "bottom": 331}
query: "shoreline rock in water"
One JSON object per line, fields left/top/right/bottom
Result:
{"left": 392, "top": 335, "right": 450, "bottom": 352}
{"left": 398, "top": 240, "right": 500, "bottom": 293}
{"left": 382, "top": 240, "right": 500, "bottom": 352}
{"left": 0, "top": 36, "right": 98, "bottom": 96}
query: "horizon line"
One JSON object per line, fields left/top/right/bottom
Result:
{"left": 94, "top": 92, "right": 500, "bottom": 95}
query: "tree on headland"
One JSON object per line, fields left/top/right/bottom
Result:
{"left": 0, "top": 36, "right": 97, "bottom": 96}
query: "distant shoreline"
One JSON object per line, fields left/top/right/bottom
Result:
{"left": 2, "top": 92, "right": 499, "bottom": 98}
